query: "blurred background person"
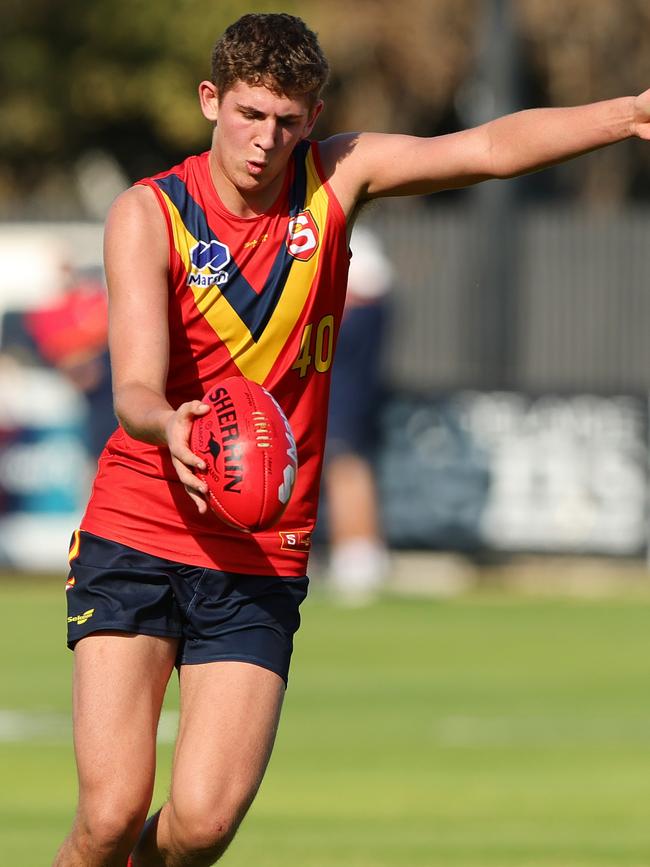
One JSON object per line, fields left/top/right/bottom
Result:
{"left": 324, "top": 226, "right": 393, "bottom": 603}
{"left": 22, "top": 268, "right": 114, "bottom": 460}
{"left": 2, "top": 264, "right": 114, "bottom": 462}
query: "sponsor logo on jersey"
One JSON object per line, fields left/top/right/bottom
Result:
{"left": 244, "top": 233, "right": 269, "bottom": 249}
{"left": 187, "top": 239, "right": 231, "bottom": 288}
{"left": 279, "top": 531, "right": 312, "bottom": 551}
{"left": 67, "top": 608, "right": 95, "bottom": 625}
{"left": 286, "top": 210, "right": 319, "bottom": 261}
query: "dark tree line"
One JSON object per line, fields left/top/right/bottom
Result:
{"left": 2, "top": 0, "right": 649, "bottom": 217}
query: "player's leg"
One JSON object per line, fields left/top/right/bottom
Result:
{"left": 132, "top": 660, "right": 284, "bottom": 866}
{"left": 56, "top": 531, "right": 185, "bottom": 865}
{"left": 53, "top": 632, "right": 178, "bottom": 867}
{"left": 131, "top": 568, "right": 308, "bottom": 866}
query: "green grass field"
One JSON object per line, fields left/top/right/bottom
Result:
{"left": 2, "top": 575, "right": 650, "bottom": 866}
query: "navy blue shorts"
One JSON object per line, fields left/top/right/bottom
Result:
{"left": 65, "top": 531, "right": 309, "bottom": 684}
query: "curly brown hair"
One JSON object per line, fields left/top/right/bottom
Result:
{"left": 211, "top": 13, "right": 330, "bottom": 105}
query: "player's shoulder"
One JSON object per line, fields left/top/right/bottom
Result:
{"left": 317, "top": 131, "right": 414, "bottom": 171}
{"left": 316, "top": 132, "right": 390, "bottom": 214}
{"left": 107, "top": 152, "right": 206, "bottom": 228}
{"left": 105, "top": 183, "right": 166, "bottom": 237}
{"left": 108, "top": 182, "right": 158, "bottom": 216}
{"left": 316, "top": 133, "right": 362, "bottom": 177}
{"left": 104, "top": 183, "right": 170, "bottom": 274}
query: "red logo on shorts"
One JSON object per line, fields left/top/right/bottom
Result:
{"left": 286, "top": 211, "right": 319, "bottom": 261}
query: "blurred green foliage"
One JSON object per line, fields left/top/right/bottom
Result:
{"left": 3, "top": 0, "right": 650, "bottom": 213}
{"left": 0, "top": 0, "right": 478, "bottom": 213}
{"left": 1, "top": 1, "right": 297, "bottom": 177}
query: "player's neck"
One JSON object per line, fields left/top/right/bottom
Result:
{"left": 208, "top": 150, "right": 288, "bottom": 219}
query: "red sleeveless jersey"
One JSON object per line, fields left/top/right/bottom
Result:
{"left": 81, "top": 141, "right": 349, "bottom": 575}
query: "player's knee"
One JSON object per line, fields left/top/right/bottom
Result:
{"left": 77, "top": 798, "right": 149, "bottom": 855}
{"left": 169, "top": 797, "right": 246, "bottom": 861}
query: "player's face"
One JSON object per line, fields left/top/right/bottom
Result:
{"left": 200, "top": 79, "right": 322, "bottom": 210}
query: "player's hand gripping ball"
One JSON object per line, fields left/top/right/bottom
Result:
{"left": 190, "top": 377, "right": 298, "bottom": 532}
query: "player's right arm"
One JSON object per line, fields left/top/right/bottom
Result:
{"left": 104, "top": 185, "right": 209, "bottom": 512}
{"left": 321, "top": 89, "right": 650, "bottom": 216}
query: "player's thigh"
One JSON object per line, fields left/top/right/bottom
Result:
{"left": 170, "top": 661, "right": 285, "bottom": 822}
{"left": 72, "top": 632, "right": 178, "bottom": 805}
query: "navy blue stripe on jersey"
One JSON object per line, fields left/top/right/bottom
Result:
{"left": 155, "top": 145, "right": 308, "bottom": 342}
{"left": 289, "top": 141, "right": 309, "bottom": 216}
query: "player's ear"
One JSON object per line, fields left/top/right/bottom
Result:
{"left": 302, "top": 100, "right": 324, "bottom": 139}
{"left": 199, "top": 80, "right": 220, "bottom": 122}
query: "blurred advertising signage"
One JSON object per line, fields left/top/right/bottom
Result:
{"left": 0, "top": 365, "right": 91, "bottom": 571}
{"left": 378, "top": 391, "right": 648, "bottom": 556}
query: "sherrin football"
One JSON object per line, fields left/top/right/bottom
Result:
{"left": 190, "top": 377, "right": 298, "bottom": 532}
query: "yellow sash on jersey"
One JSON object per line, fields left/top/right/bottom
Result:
{"left": 159, "top": 146, "right": 329, "bottom": 384}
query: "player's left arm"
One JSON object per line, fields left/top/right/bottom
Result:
{"left": 322, "top": 88, "right": 650, "bottom": 210}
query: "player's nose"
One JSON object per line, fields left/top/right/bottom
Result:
{"left": 254, "top": 118, "right": 278, "bottom": 151}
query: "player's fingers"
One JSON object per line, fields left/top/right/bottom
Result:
{"left": 171, "top": 442, "right": 207, "bottom": 472}
{"left": 171, "top": 455, "right": 208, "bottom": 492}
{"left": 184, "top": 485, "right": 209, "bottom": 514}
{"left": 166, "top": 405, "right": 209, "bottom": 471}
{"left": 178, "top": 400, "right": 210, "bottom": 419}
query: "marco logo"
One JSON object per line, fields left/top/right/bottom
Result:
{"left": 67, "top": 608, "right": 95, "bottom": 626}
{"left": 188, "top": 240, "right": 231, "bottom": 287}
